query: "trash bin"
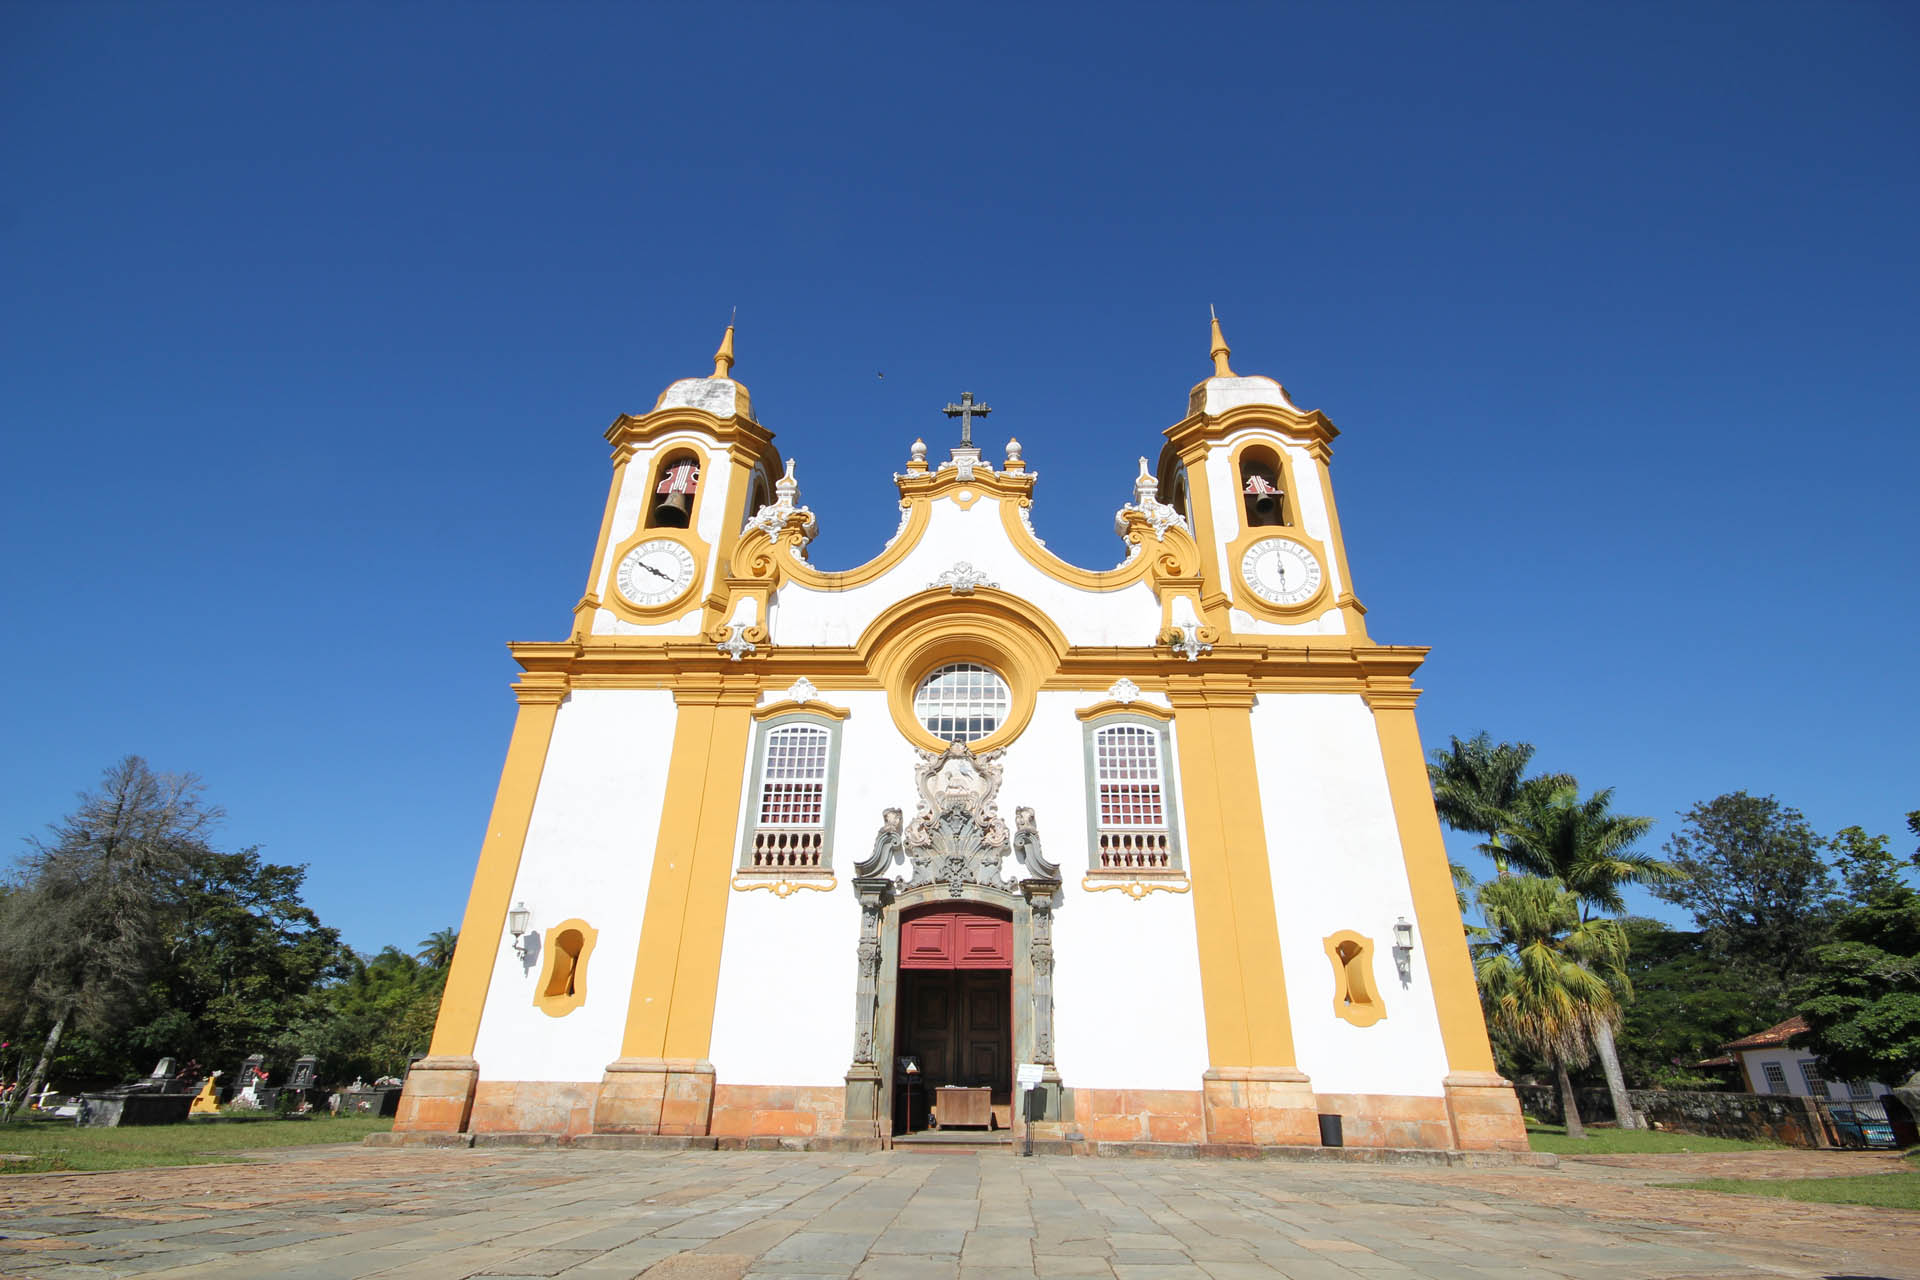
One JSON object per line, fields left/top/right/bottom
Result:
{"left": 1317, "top": 1113, "right": 1343, "bottom": 1147}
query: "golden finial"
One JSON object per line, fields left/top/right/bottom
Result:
{"left": 712, "top": 310, "right": 737, "bottom": 378}
{"left": 1208, "top": 304, "right": 1235, "bottom": 377}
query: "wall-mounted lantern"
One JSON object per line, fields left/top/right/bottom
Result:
{"left": 508, "top": 901, "right": 533, "bottom": 959}
{"left": 1391, "top": 916, "right": 1415, "bottom": 983}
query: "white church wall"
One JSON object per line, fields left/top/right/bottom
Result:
{"left": 1250, "top": 693, "right": 1450, "bottom": 1097}
{"left": 1014, "top": 691, "right": 1211, "bottom": 1091}
{"left": 470, "top": 689, "right": 678, "bottom": 1082}
{"left": 708, "top": 691, "right": 900, "bottom": 1087}
{"left": 767, "top": 495, "right": 1163, "bottom": 649}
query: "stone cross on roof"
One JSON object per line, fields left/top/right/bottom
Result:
{"left": 942, "top": 391, "right": 992, "bottom": 448}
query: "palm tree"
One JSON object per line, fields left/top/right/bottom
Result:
{"left": 1497, "top": 782, "right": 1675, "bottom": 1129}
{"left": 415, "top": 928, "right": 459, "bottom": 971}
{"left": 1428, "top": 734, "right": 1567, "bottom": 876}
{"left": 1475, "top": 875, "right": 1626, "bottom": 1140}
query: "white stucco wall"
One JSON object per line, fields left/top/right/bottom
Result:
{"left": 1738, "top": 1047, "right": 1889, "bottom": 1104}
{"left": 469, "top": 689, "right": 677, "bottom": 1081}
{"left": 1250, "top": 693, "right": 1450, "bottom": 1097}
{"left": 705, "top": 687, "right": 1210, "bottom": 1093}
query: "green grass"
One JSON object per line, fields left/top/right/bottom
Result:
{"left": 1524, "top": 1118, "right": 1780, "bottom": 1155}
{"left": 1658, "top": 1171, "right": 1920, "bottom": 1210}
{"left": 0, "top": 1112, "right": 393, "bottom": 1173}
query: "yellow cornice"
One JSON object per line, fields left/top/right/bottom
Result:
{"left": 1161, "top": 402, "right": 1340, "bottom": 467}
{"left": 1074, "top": 699, "right": 1174, "bottom": 723}
{"left": 751, "top": 698, "right": 850, "bottom": 722}
{"left": 604, "top": 406, "right": 781, "bottom": 473}
{"left": 506, "top": 637, "right": 1432, "bottom": 692}
{"left": 894, "top": 461, "right": 1034, "bottom": 508}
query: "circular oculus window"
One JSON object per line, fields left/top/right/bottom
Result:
{"left": 912, "top": 663, "right": 1010, "bottom": 744}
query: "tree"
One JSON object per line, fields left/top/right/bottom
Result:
{"left": 305, "top": 947, "right": 443, "bottom": 1083}
{"left": 1497, "top": 781, "right": 1669, "bottom": 1127}
{"left": 1428, "top": 734, "right": 1564, "bottom": 876}
{"left": 1652, "top": 792, "right": 1838, "bottom": 993}
{"left": 415, "top": 928, "right": 459, "bottom": 971}
{"left": 1614, "top": 917, "right": 1789, "bottom": 1088}
{"left": 1475, "top": 875, "right": 1626, "bottom": 1139}
{"left": 122, "top": 847, "right": 347, "bottom": 1076}
{"left": 1797, "top": 816, "right": 1920, "bottom": 1087}
{"left": 0, "top": 757, "right": 222, "bottom": 1119}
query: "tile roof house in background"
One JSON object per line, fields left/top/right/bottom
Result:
{"left": 1721, "top": 1015, "right": 1893, "bottom": 1119}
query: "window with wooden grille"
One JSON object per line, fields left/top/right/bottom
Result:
{"left": 1762, "top": 1062, "right": 1789, "bottom": 1094}
{"left": 740, "top": 719, "right": 840, "bottom": 874}
{"left": 1798, "top": 1059, "right": 1827, "bottom": 1098}
{"left": 1083, "top": 716, "right": 1182, "bottom": 874}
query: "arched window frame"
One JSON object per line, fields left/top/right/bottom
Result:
{"left": 737, "top": 711, "right": 844, "bottom": 876}
{"left": 645, "top": 447, "right": 704, "bottom": 530}
{"left": 1080, "top": 711, "right": 1184, "bottom": 875}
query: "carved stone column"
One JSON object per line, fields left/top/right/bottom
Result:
{"left": 1021, "top": 877, "right": 1063, "bottom": 1123}
{"left": 843, "top": 875, "right": 892, "bottom": 1140}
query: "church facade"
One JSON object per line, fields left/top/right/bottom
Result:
{"left": 394, "top": 319, "right": 1528, "bottom": 1152}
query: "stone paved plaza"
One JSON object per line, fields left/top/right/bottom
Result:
{"left": 0, "top": 1146, "right": 1915, "bottom": 1280}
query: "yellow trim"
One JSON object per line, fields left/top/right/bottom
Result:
{"left": 641, "top": 441, "right": 713, "bottom": 534}
{"left": 1168, "top": 683, "right": 1297, "bottom": 1068}
{"left": 751, "top": 698, "right": 850, "bottom": 722}
{"left": 1323, "top": 929, "right": 1386, "bottom": 1028}
{"left": 1363, "top": 677, "right": 1498, "bottom": 1074}
{"left": 861, "top": 589, "right": 1067, "bottom": 754}
{"left": 426, "top": 674, "right": 567, "bottom": 1058}
{"left": 998, "top": 498, "right": 1202, "bottom": 594}
{"left": 617, "top": 680, "right": 757, "bottom": 1062}
{"left": 1310, "top": 448, "right": 1370, "bottom": 641}
{"left": 1081, "top": 874, "right": 1191, "bottom": 899}
{"left": 731, "top": 874, "right": 837, "bottom": 897}
{"left": 1074, "top": 699, "right": 1174, "bottom": 723}
{"left": 533, "top": 918, "right": 598, "bottom": 1018}
{"left": 729, "top": 500, "right": 930, "bottom": 593}
{"left": 1223, "top": 527, "right": 1335, "bottom": 621}
{"left": 575, "top": 448, "right": 634, "bottom": 637}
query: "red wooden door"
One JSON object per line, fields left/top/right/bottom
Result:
{"left": 899, "top": 906, "right": 1011, "bottom": 969}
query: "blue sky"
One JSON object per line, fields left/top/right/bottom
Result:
{"left": 3, "top": 2, "right": 1915, "bottom": 954}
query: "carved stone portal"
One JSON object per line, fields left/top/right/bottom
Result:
{"left": 844, "top": 743, "right": 1063, "bottom": 1141}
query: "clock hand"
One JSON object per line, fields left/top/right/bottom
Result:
{"left": 641, "top": 562, "right": 671, "bottom": 580}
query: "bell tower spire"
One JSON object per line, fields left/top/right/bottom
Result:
{"left": 1208, "top": 305, "right": 1235, "bottom": 378}
{"left": 712, "top": 312, "right": 737, "bottom": 379}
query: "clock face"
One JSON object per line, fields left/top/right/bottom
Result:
{"left": 614, "top": 539, "right": 697, "bottom": 608}
{"left": 1240, "top": 537, "right": 1324, "bottom": 607}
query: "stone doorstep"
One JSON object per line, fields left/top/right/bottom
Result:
{"left": 364, "top": 1131, "right": 1553, "bottom": 1166}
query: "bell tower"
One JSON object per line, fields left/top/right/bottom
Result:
{"left": 573, "top": 325, "right": 783, "bottom": 640}
{"left": 1156, "top": 313, "right": 1370, "bottom": 642}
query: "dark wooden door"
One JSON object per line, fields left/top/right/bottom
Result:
{"left": 897, "top": 969, "right": 1010, "bottom": 1130}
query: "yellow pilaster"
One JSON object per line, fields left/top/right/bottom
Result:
{"left": 617, "top": 679, "right": 757, "bottom": 1060}
{"left": 426, "top": 674, "right": 568, "bottom": 1058}
{"left": 1169, "top": 683, "right": 1297, "bottom": 1068}
{"left": 1365, "top": 685, "right": 1497, "bottom": 1075}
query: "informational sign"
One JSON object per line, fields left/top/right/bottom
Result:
{"left": 1016, "top": 1063, "right": 1045, "bottom": 1088}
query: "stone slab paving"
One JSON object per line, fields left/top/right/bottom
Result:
{"left": 0, "top": 1146, "right": 1913, "bottom": 1280}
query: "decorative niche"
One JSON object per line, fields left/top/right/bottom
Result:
{"left": 533, "top": 918, "right": 597, "bottom": 1018}
{"left": 1323, "top": 929, "right": 1385, "bottom": 1027}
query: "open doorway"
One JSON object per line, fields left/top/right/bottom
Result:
{"left": 891, "top": 903, "right": 1012, "bottom": 1135}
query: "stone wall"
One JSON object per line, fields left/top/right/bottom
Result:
{"left": 1517, "top": 1084, "right": 1829, "bottom": 1147}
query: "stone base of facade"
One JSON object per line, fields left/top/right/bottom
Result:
{"left": 1201, "top": 1067, "right": 1321, "bottom": 1145}
{"left": 592, "top": 1058, "right": 716, "bottom": 1135}
{"left": 403, "top": 1067, "right": 1525, "bottom": 1154}
{"left": 1442, "top": 1072, "right": 1531, "bottom": 1151}
{"left": 392, "top": 1056, "right": 479, "bottom": 1133}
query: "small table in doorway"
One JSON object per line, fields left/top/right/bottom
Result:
{"left": 933, "top": 1086, "right": 992, "bottom": 1130}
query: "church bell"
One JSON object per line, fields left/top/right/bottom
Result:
{"left": 652, "top": 460, "right": 700, "bottom": 528}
